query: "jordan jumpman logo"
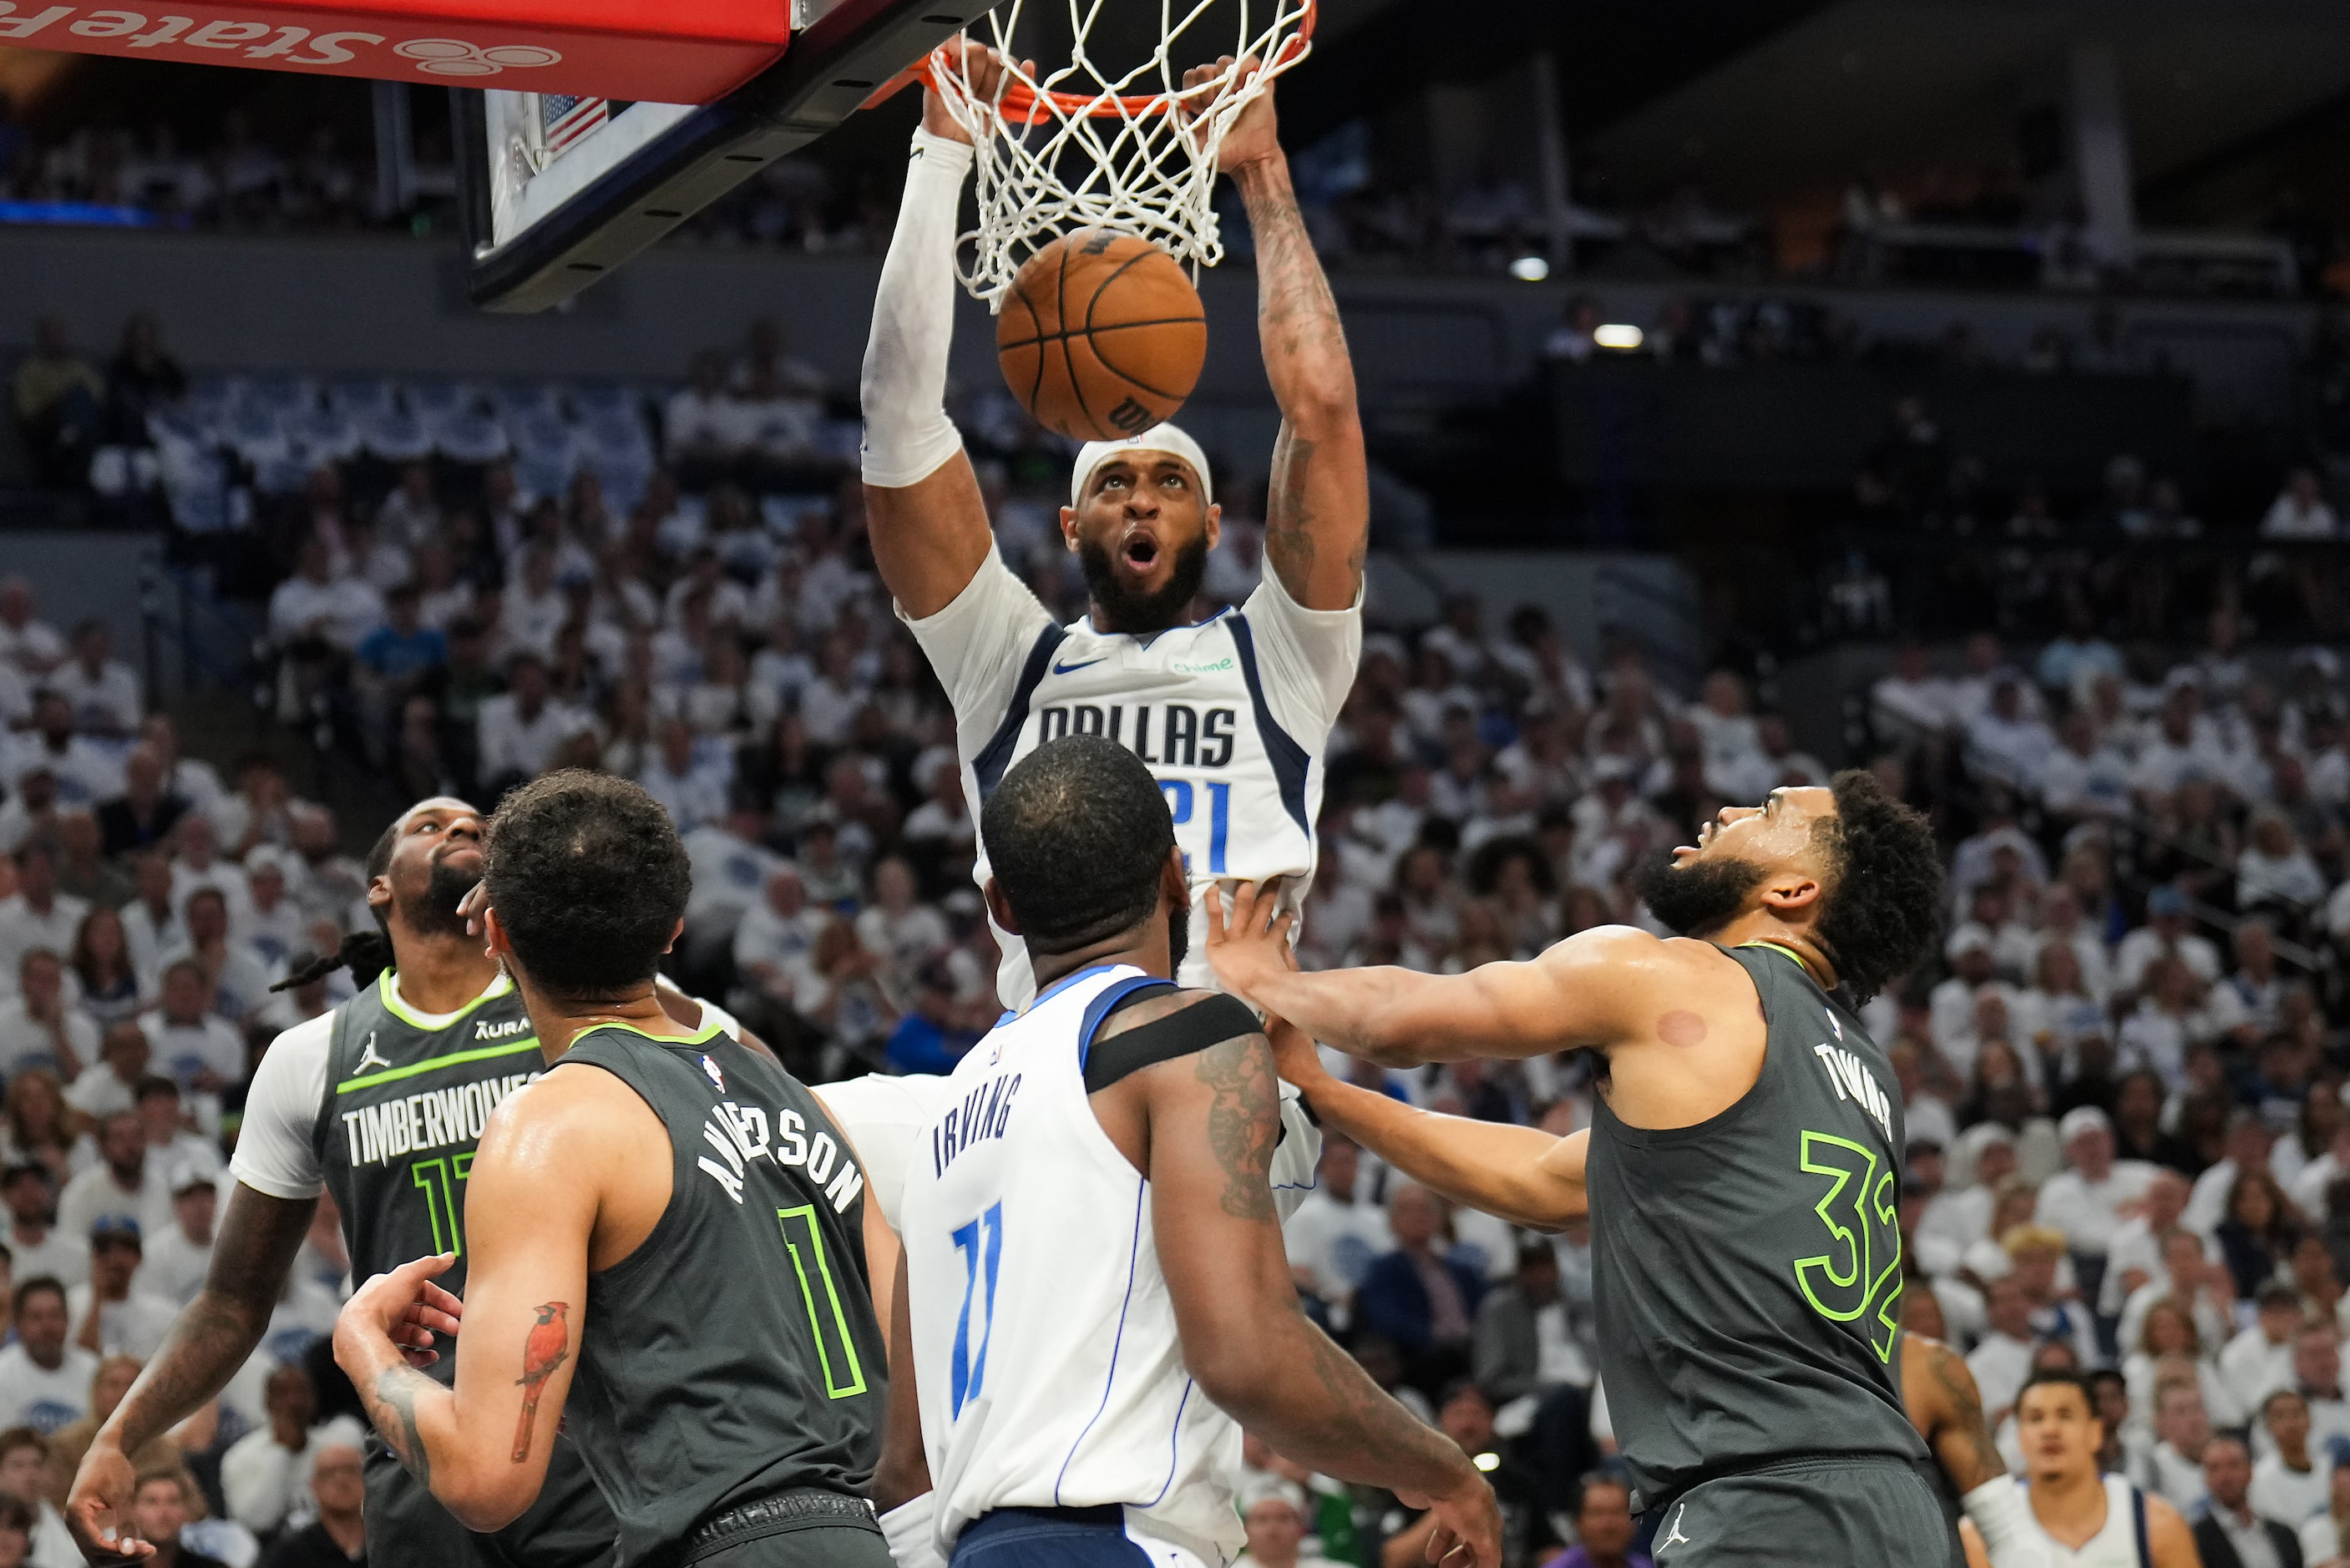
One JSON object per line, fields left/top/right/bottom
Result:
{"left": 1659, "top": 1505, "right": 1694, "bottom": 1552}
{"left": 351, "top": 1031, "right": 393, "bottom": 1075}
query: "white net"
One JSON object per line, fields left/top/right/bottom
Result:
{"left": 927, "top": 0, "right": 1315, "bottom": 311}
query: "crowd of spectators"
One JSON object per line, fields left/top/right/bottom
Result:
{"left": 0, "top": 572, "right": 385, "bottom": 1564}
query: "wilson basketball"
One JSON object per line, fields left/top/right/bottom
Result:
{"left": 996, "top": 230, "right": 1208, "bottom": 443}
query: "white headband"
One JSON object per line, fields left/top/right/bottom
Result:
{"left": 1070, "top": 423, "right": 1214, "bottom": 508}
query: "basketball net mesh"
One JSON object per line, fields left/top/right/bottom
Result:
{"left": 926, "top": 0, "right": 1314, "bottom": 311}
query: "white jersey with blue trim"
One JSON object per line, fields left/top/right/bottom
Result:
{"left": 2023, "top": 1475, "right": 2151, "bottom": 1567}
{"left": 899, "top": 544, "right": 1360, "bottom": 1009}
{"left": 899, "top": 964, "right": 1250, "bottom": 1568}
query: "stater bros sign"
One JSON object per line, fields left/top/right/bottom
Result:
{"left": 0, "top": 0, "right": 788, "bottom": 101}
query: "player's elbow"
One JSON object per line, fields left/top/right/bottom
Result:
{"left": 1279, "top": 388, "right": 1360, "bottom": 443}
{"left": 438, "top": 1466, "right": 538, "bottom": 1534}
{"left": 1183, "top": 1319, "right": 1287, "bottom": 1419}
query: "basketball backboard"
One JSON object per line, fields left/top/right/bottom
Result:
{"left": 455, "top": 0, "right": 991, "bottom": 313}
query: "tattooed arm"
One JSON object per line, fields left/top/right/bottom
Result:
{"left": 1198, "top": 64, "right": 1366, "bottom": 612}
{"left": 333, "top": 1074, "right": 610, "bottom": 1531}
{"left": 1089, "top": 995, "right": 1500, "bottom": 1568}
{"left": 1905, "top": 1331, "right": 2005, "bottom": 1493}
{"left": 69, "top": 1184, "right": 317, "bottom": 1560}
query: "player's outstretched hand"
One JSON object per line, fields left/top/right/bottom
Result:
{"left": 336, "top": 1253, "right": 463, "bottom": 1373}
{"left": 1203, "top": 879, "right": 1291, "bottom": 1001}
{"left": 922, "top": 36, "right": 1032, "bottom": 145}
{"left": 1404, "top": 1474, "right": 1502, "bottom": 1568}
{"left": 67, "top": 1439, "right": 155, "bottom": 1563}
{"left": 1179, "top": 54, "right": 1281, "bottom": 172}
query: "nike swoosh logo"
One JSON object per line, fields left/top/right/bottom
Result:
{"left": 1051, "top": 656, "right": 1109, "bottom": 675}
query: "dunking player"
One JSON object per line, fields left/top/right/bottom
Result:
{"left": 1207, "top": 775, "right": 1970, "bottom": 1565}
{"left": 68, "top": 796, "right": 748, "bottom": 1564}
{"left": 332, "top": 772, "right": 893, "bottom": 1568}
{"left": 875, "top": 737, "right": 1497, "bottom": 1568}
{"left": 858, "top": 48, "right": 1365, "bottom": 1008}
{"left": 1967, "top": 1370, "right": 2194, "bottom": 1567}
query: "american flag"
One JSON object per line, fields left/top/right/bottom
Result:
{"left": 540, "top": 94, "right": 609, "bottom": 159}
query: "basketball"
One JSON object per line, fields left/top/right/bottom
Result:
{"left": 995, "top": 229, "right": 1208, "bottom": 443}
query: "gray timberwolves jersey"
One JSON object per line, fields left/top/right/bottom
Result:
{"left": 307, "top": 973, "right": 541, "bottom": 1384}
{"left": 1586, "top": 943, "right": 1928, "bottom": 1510}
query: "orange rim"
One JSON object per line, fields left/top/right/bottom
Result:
{"left": 919, "top": 4, "right": 1314, "bottom": 125}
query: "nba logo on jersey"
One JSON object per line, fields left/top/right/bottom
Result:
{"left": 700, "top": 1055, "right": 725, "bottom": 1092}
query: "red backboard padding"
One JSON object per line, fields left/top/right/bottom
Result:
{"left": 0, "top": 0, "right": 789, "bottom": 104}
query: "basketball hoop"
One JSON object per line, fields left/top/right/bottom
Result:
{"left": 924, "top": 0, "right": 1315, "bottom": 311}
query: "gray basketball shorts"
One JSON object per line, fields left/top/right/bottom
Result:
{"left": 1649, "top": 1455, "right": 1952, "bottom": 1567}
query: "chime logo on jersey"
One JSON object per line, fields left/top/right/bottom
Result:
{"left": 1811, "top": 1042, "right": 1895, "bottom": 1146}
{"left": 696, "top": 1099, "right": 865, "bottom": 1214}
{"left": 340, "top": 1069, "right": 538, "bottom": 1166}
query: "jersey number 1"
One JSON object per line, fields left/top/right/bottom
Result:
{"left": 1159, "top": 780, "right": 1232, "bottom": 874}
{"left": 412, "top": 1155, "right": 474, "bottom": 1257}
{"left": 779, "top": 1205, "right": 869, "bottom": 1399}
{"left": 948, "top": 1201, "right": 1004, "bottom": 1419}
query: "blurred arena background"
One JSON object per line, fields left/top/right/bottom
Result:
{"left": 3, "top": 0, "right": 2350, "bottom": 1562}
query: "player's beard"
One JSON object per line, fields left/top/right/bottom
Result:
{"left": 1632, "top": 849, "right": 1767, "bottom": 939}
{"left": 401, "top": 857, "right": 481, "bottom": 941}
{"left": 1078, "top": 529, "right": 1210, "bottom": 634}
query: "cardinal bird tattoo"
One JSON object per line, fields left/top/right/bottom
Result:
{"left": 512, "top": 1302, "right": 572, "bottom": 1462}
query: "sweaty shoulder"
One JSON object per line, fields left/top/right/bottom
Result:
{"left": 1537, "top": 924, "right": 1745, "bottom": 993}
{"left": 499, "top": 1053, "right": 664, "bottom": 1160}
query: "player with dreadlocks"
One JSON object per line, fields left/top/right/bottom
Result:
{"left": 67, "top": 796, "right": 716, "bottom": 1565}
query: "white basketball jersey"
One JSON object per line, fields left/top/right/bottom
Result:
{"left": 962, "top": 606, "right": 1329, "bottom": 1006}
{"left": 2023, "top": 1476, "right": 2150, "bottom": 1567}
{"left": 899, "top": 965, "right": 1248, "bottom": 1567}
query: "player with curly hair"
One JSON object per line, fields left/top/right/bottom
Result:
{"left": 1204, "top": 771, "right": 2002, "bottom": 1567}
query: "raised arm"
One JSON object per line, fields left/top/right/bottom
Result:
{"left": 333, "top": 1079, "right": 603, "bottom": 1533}
{"left": 70, "top": 1184, "right": 316, "bottom": 1560}
{"left": 1114, "top": 1005, "right": 1498, "bottom": 1566}
{"left": 1266, "top": 1019, "right": 1585, "bottom": 1229}
{"left": 1200, "top": 64, "right": 1366, "bottom": 610}
{"left": 1207, "top": 883, "right": 1655, "bottom": 1065}
{"left": 858, "top": 58, "right": 997, "bottom": 619}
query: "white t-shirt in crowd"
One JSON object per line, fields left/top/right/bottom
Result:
{"left": 63, "top": 1282, "right": 179, "bottom": 1358}
{"left": 45, "top": 660, "right": 141, "bottom": 735}
{"left": 142, "top": 1222, "right": 214, "bottom": 1305}
{"left": 2251, "top": 1451, "right": 2328, "bottom": 1530}
{"left": 0, "top": 999, "right": 97, "bottom": 1080}
{"left": 474, "top": 694, "right": 590, "bottom": 783}
{"left": 0, "top": 893, "right": 92, "bottom": 999}
{"left": 266, "top": 575, "right": 383, "bottom": 652}
{"left": 2034, "top": 1161, "right": 2160, "bottom": 1257}
{"left": 7, "top": 1225, "right": 88, "bottom": 1290}
{"left": 0, "top": 1342, "right": 98, "bottom": 1434}
{"left": 55, "top": 1161, "right": 175, "bottom": 1248}
{"left": 220, "top": 1415, "right": 370, "bottom": 1537}
{"left": 139, "top": 1010, "right": 247, "bottom": 1091}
